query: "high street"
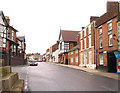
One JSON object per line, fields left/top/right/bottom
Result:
{"left": 12, "top": 62, "right": 118, "bottom": 91}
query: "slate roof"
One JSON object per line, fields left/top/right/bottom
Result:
{"left": 60, "top": 30, "right": 79, "bottom": 42}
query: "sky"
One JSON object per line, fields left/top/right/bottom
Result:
{"left": 0, "top": 0, "right": 109, "bottom": 54}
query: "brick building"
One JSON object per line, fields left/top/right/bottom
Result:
{"left": 46, "top": 48, "right": 50, "bottom": 62}
{"left": 0, "top": 13, "right": 26, "bottom": 66}
{"left": 58, "top": 30, "right": 79, "bottom": 64}
{"left": 51, "top": 42, "right": 59, "bottom": 62}
{"left": 78, "top": 17, "right": 99, "bottom": 69}
{"left": 68, "top": 45, "right": 79, "bottom": 66}
{"left": 95, "top": 1, "right": 119, "bottom": 72}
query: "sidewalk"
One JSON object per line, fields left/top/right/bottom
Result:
{"left": 49, "top": 62, "right": 119, "bottom": 80}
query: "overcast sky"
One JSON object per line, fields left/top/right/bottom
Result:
{"left": 0, "top": 0, "right": 109, "bottom": 54}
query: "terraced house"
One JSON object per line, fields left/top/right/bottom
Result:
{"left": 95, "top": 1, "right": 120, "bottom": 72}
{"left": 78, "top": 17, "right": 99, "bottom": 69}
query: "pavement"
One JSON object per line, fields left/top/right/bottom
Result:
{"left": 48, "top": 62, "right": 119, "bottom": 80}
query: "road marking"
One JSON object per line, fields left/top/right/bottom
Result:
{"left": 24, "top": 86, "right": 27, "bottom": 90}
{"left": 24, "top": 66, "right": 29, "bottom": 90}
{"left": 101, "top": 86, "right": 115, "bottom": 91}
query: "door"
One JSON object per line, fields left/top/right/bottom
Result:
{"left": 107, "top": 52, "right": 117, "bottom": 72}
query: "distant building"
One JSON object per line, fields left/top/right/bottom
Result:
{"left": 58, "top": 30, "right": 79, "bottom": 64}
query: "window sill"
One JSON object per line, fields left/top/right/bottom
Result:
{"left": 108, "top": 45, "right": 113, "bottom": 47}
{"left": 99, "top": 47, "right": 103, "bottom": 49}
{"left": 108, "top": 29, "right": 112, "bottom": 32}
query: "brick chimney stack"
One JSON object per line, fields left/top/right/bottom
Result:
{"left": 5, "top": 16, "right": 10, "bottom": 25}
{"left": 90, "top": 16, "right": 99, "bottom": 23}
{"left": 107, "top": 1, "right": 119, "bottom": 13}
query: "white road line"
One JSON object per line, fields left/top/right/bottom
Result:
{"left": 101, "top": 86, "right": 115, "bottom": 91}
{"left": 24, "top": 86, "right": 27, "bottom": 90}
{"left": 24, "top": 66, "right": 29, "bottom": 90}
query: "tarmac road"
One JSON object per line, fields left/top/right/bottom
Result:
{"left": 12, "top": 62, "right": 118, "bottom": 92}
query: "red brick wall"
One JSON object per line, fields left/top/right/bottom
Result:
{"left": 68, "top": 50, "right": 79, "bottom": 66}
{"left": 96, "top": 17, "right": 118, "bottom": 66}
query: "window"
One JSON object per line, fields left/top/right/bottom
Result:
{"left": 84, "top": 29, "right": 86, "bottom": 37}
{"left": 84, "top": 38, "right": 86, "bottom": 49}
{"left": 81, "top": 40, "right": 83, "bottom": 51}
{"left": 71, "top": 51, "right": 73, "bottom": 55}
{"left": 80, "top": 54, "right": 83, "bottom": 64}
{"left": 99, "top": 36, "right": 102, "bottom": 48}
{"left": 89, "top": 25, "right": 91, "bottom": 34}
{"left": 64, "top": 43, "right": 69, "bottom": 50}
{"left": 75, "top": 57, "right": 78, "bottom": 63}
{"left": 88, "top": 35, "right": 91, "bottom": 48}
{"left": 89, "top": 51, "right": 92, "bottom": 64}
{"left": 75, "top": 50, "right": 78, "bottom": 54}
{"left": 108, "top": 22, "right": 112, "bottom": 31}
{"left": 74, "top": 42, "right": 77, "bottom": 46}
{"left": 71, "top": 58, "right": 73, "bottom": 63}
{"left": 60, "top": 42, "right": 62, "bottom": 50}
{"left": 99, "top": 53, "right": 103, "bottom": 65}
{"left": 109, "top": 34, "right": 113, "bottom": 46}
{"left": 99, "top": 28, "right": 102, "bottom": 35}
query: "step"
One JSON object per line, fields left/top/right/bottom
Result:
{"left": 11, "top": 79, "right": 24, "bottom": 92}
{"left": 2, "top": 72, "right": 19, "bottom": 91}
{"left": 0, "top": 66, "right": 11, "bottom": 77}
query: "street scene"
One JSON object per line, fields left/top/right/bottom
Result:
{"left": 0, "top": 0, "right": 120, "bottom": 93}
{"left": 12, "top": 62, "right": 118, "bottom": 91}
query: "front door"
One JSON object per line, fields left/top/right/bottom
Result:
{"left": 107, "top": 52, "right": 117, "bottom": 72}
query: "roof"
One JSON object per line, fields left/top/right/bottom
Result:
{"left": 60, "top": 30, "right": 79, "bottom": 42}
{"left": 96, "top": 1, "right": 119, "bottom": 27}
{"left": 17, "top": 36, "right": 25, "bottom": 42}
{"left": 9, "top": 26, "right": 18, "bottom": 32}
{"left": 96, "top": 11, "right": 118, "bottom": 27}
{"left": 0, "top": 11, "right": 9, "bottom": 27}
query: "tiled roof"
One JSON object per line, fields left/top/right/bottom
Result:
{"left": 60, "top": 30, "right": 79, "bottom": 42}
{"left": 96, "top": 11, "right": 118, "bottom": 27}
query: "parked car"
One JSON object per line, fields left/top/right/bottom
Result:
{"left": 29, "top": 61, "right": 38, "bottom": 66}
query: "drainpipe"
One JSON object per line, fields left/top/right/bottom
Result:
{"left": 94, "top": 21, "right": 97, "bottom": 69}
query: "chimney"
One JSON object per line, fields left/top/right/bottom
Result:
{"left": 90, "top": 16, "right": 99, "bottom": 23}
{"left": 5, "top": 16, "right": 10, "bottom": 25}
{"left": 107, "top": 1, "right": 119, "bottom": 13}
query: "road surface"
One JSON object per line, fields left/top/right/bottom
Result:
{"left": 12, "top": 62, "right": 118, "bottom": 92}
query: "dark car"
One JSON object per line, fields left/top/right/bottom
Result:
{"left": 29, "top": 61, "right": 38, "bottom": 66}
